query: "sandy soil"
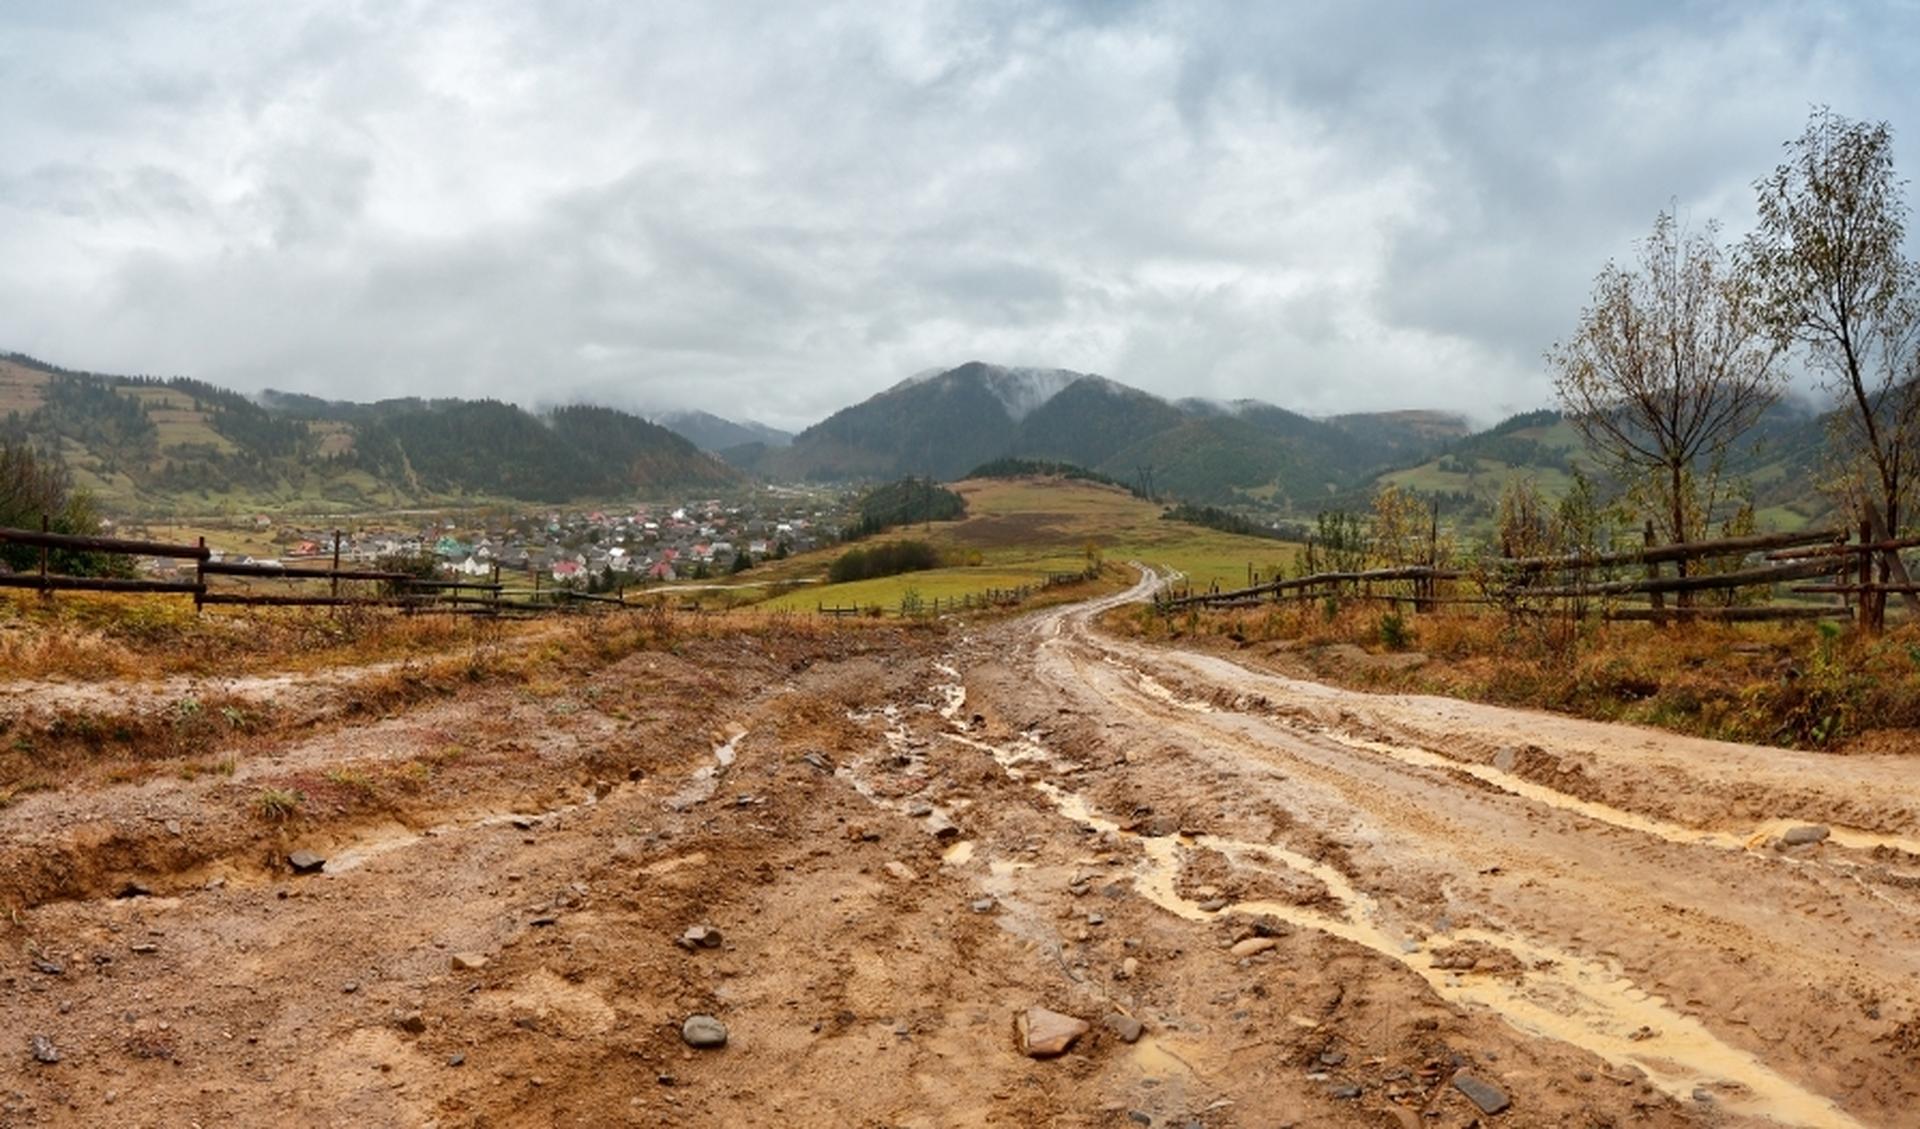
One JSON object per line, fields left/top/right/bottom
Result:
{"left": 2, "top": 573, "right": 1913, "bottom": 1126}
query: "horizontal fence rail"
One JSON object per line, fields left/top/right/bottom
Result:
{"left": 0, "top": 522, "right": 659, "bottom": 618}
{"left": 1157, "top": 520, "right": 1914, "bottom": 631}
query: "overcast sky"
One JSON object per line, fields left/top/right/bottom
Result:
{"left": 2, "top": 2, "right": 1916, "bottom": 430}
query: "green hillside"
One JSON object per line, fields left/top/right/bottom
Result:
{"left": 0, "top": 353, "right": 739, "bottom": 517}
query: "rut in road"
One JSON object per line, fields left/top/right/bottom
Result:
{"left": 954, "top": 567, "right": 1919, "bottom": 1129}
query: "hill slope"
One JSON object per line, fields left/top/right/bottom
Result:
{"left": 0, "top": 354, "right": 739, "bottom": 515}
{"left": 653, "top": 409, "right": 792, "bottom": 452}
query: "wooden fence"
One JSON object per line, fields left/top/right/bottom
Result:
{"left": 0, "top": 523, "right": 624, "bottom": 617}
{"left": 1157, "top": 522, "right": 1920, "bottom": 633}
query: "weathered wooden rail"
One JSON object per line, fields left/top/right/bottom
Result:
{"left": 1158, "top": 522, "right": 1917, "bottom": 631}
{"left": 0, "top": 522, "right": 605, "bottom": 617}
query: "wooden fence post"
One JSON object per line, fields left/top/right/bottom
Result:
{"left": 194, "top": 536, "right": 206, "bottom": 615}
{"left": 331, "top": 530, "right": 342, "bottom": 600}
{"left": 1644, "top": 520, "right": 1667, "bottom": 627}
{"left": 38, "top": 514, "right": 50, "bottom": 600}
{"left": 1859, "top": 518, "right": 1880, "bottom": 635}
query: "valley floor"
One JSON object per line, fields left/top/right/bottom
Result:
{"left": 2, "top": 573, "right": 1915, "bottom": 1127}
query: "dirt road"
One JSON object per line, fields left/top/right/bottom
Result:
{"left": 3, "top": 574, "right": 1915, "bottom": 1126}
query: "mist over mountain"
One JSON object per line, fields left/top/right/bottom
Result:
{"left": 738, "top": 361, "right": 1471, "bottom": 505}
{"left": 652, "top": 410, "right": 793, "bottom": 453}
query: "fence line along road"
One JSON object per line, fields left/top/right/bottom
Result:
{"left": 1157, "top": 522, "right": 1918, "bottom": 632}
{"left": 0, "top": 521, "right": 627, "bottom": 616}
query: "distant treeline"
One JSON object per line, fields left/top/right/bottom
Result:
{"left": 842, "top": 477, "right": 966, "bottom": 540}
{"left": 828, "top": 539, "right": 940, "bottom": 583}
{"left": 1160, "top": 502, "right": 1297, "bottom": 541}
{"left": 966, "top": 458, "right": 1148, "bottom": 498}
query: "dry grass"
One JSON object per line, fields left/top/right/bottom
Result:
{"left": 1112, "top": 597, "right": 1920, "bottom": 751}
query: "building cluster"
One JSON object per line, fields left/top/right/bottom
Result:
{"left": 148, "top": 495, "right": 848, "bottom": 586}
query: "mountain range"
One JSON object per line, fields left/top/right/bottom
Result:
{"left": 0, "top": 351, "right": 1839, "bottom": 528}
{"left": 732, "top": 361, "right": 1473, "bottom": 507}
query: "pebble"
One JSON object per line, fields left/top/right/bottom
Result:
{"left": 884, "top": 861, "right": 919, "bottom": 882}
{"left": 1104, "top": 1013, "right": 1145, "bottom": 1043}
{"left": 907, "top": 803, "right": 933, "bottom": 818}
{"left": 1229, "top": 937, "right": 1277, "bottom": 958}
{"left": 392, "top": 1010, "right": 428, "bottom": 1034}
{"left": 1781, "top": 825, "right": 1830, "bottom": 847}
{"left": 1452, "top": 1072, "right": 1511, "bottom": 1115}
{"left": 448, "top": 1053, "right": 465, "bottom": 1067}
{"left": 1329, "top": 1082, "right": 1361, "bottom": 1100}
{"left": 450, "top": 952, "right": 489, "bottom": 971}
{"left": 31, "top": 958, "right": 64, "bottom": 977}
{"left": 1197, "top": 898, "right": 1229, "bottom": 913}
{"left": 129, "top": 942, "right": 159, "bottom": 955}
{"left": 679, "top": 925, "right": 724, "bottom": 950}
{"left": 1017, "top": 1006, "right": 1090, "bottom": 1058}
{"left": 342, "top": 981, "right": 359, "bottom": 994}
{"left": 681, "top": 1014, "right": 729, "bottom": 1049}
{"left": 30, "top": 1034, "right": 59, "bottom": 1064}
{"left": 287, "top": 850, "right": 326, "bottom": 875}
{"left": 1119, "top": 957, "right": 1140, "bottom": 979}
{"left": 971, "top": 898, "right": 996, "bottom": 914}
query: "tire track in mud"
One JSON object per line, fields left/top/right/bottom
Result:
{"left": 954, "top": 566, "right": 1900, "bottom": 1128}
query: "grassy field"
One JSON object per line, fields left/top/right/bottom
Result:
{"left": 744, "top": 476, "right": 1302, "bottom": 613}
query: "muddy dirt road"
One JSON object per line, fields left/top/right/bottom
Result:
{"left": 3, "top": 574, "right": 1916, "bottom": 1126}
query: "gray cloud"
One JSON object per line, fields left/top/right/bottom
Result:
{"left": 1, "top": 0, "right": 1915, "bottom": 430}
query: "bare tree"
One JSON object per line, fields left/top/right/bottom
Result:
{"left": 1748, "top": 109, "right": 1920, "bottom": 548}
{"left": 1549, "top": 210, "right": 1784, "bottom": 596}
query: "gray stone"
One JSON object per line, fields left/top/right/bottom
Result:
{"left": 679, "top": 924, "right": 723, "bottom": 950}
{"left": 447, "top": 1053, "right": 465, "bottom": 1067}
{"left": 1197, "top": 898, "right": 1229, "bottom": 913}
{"left": 1104, "top": 1013, "right": 1145, "bottom": 1043}
{"left": 450, "top": 952, "right": 488, "bottom": 971}
{"left": 1452, "top": 1072, "right": 1511, "bottom": 1115}
{"left": 1491, "top": 747, "right": 1518, "bottom": 773}
{"left": 682, "top": 1014, "right": 728, "bottom": 1049}
{"left": 803, "top": 751, "right": 834, "bottom": 772}
{"left": 1329, "top": 1083, "right": 1361, "bottom": 1100}
{"left": 287, "top": 850, "right": 326, "bottom": 875}
{"left": 30, "top": 1034, "right": 59, "bottom": 1064}
{"left": 392, "top": 1010, "right": 427, "bottom": 1034}
{"left": 31, "top": 957, "right": 64, "bottom": 976}
{"left": 1781, "top": 825, "right": 1830, "bottom": 847}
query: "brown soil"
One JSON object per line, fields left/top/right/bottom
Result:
{"left": 1, "top": 576, "right": 1910, "bottom": 1126}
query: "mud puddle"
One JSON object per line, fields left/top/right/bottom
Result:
{"left": 931, "top": 665, "right": 1867, "bottom": 1129}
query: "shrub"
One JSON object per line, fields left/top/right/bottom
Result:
{"left": 828, "top": 540, "right": 940, "bottom": 584}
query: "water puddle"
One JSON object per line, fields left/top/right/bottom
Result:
{"left": 665, "top": 729, "right": 746, "bottom": 810}
{"left": 984, "top": 726, "right": 1862, "bottom": 1128}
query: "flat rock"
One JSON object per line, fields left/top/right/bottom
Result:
{"left": 1229, "top": 937, "right": 1278, "bottom": 958}
{"left": 1781, "top": 825, "right": 1830, "bottom": 847}
{"left": 1103, "top": 1013, "right": 1145, "bottom": 1043}
{"left": 884, "top": 861, "right": 919, "bottom": 882}
{"left": 971, "top": 897, "right": 996, "bottom": 913}
{"left": 287, "top": 850, "right": 327, "bottom": 875}
{"left": 450, "top": 952, "right": 489, "bottom": 971}
{"left": 1017, "top": 1006, "right": 1090, "bottom": 1058}
{"left": 1453, "top": 1071, "right": 1511, "bottom": 1114}
{"left": 681, "top": 1014, "right": 728, "bottom": 1049}
{"left": 1197, "top": 897, "right": 1229, "bottom": 913}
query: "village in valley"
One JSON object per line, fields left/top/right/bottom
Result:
{"left": 121, "top": 490, "right": 850, "bottom": 590}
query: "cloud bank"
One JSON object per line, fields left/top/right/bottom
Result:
{"left": 2, "top": 1, "right": 1915, "bottom": 429}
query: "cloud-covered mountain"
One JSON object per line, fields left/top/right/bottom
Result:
{"left": 743, "top": 361, "right": 1470, "bottom": 504}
